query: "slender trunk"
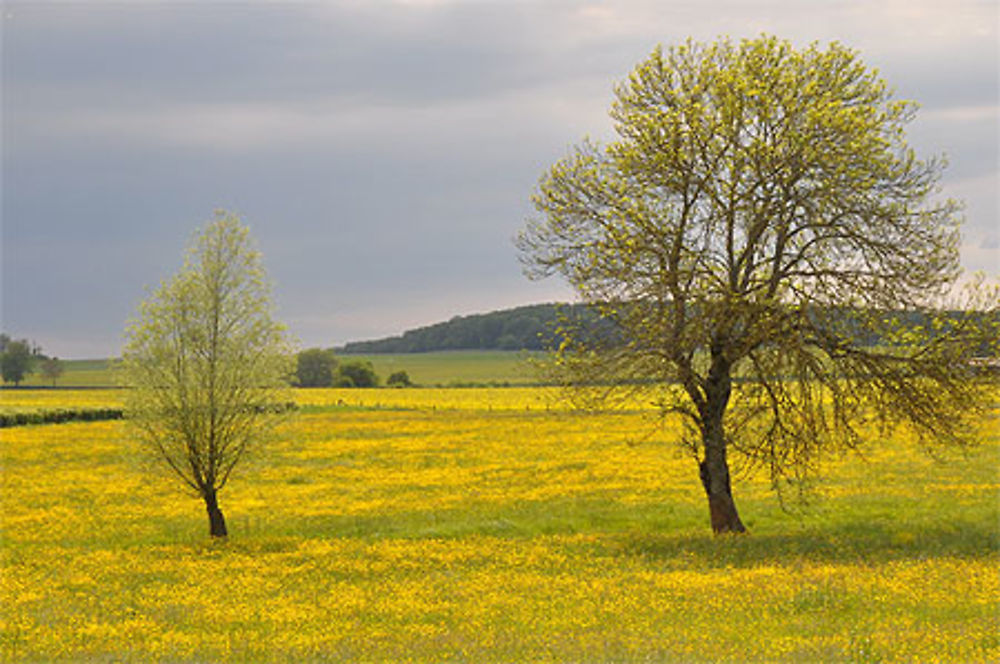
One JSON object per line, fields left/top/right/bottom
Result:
{"left": 698, "top": 350, "right": 747, "bottom": 535}
{"left": 203, "top": 487, "right": 228, "bottom": 538}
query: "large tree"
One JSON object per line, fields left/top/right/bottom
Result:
{"left": 518, "top": 36, "right": 998, "bottom": 534}
{"left": 121, "top": 212, "right": 294, "bottom": 537}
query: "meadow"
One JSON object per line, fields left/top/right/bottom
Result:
{"left": 340, "top": 351, "right": 542, "bottom": 386}
{"left": 15, "top": 351, "right": 539, "bottom": 389}
{"left": 1, "top": 387, "right": 998, "bottom": 662}
{"left": 17, "top": 359, "right": 118, "bottom": 388}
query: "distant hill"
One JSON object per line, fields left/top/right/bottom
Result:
{"left": 337, "top": 302, "right": 999, "bottom": 357}
{"left": 338, "top": 303, "right": 595, "bottom": 354}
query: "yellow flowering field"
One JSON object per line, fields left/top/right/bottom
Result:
{"left": 1, "top": 388, "right": 998, "bottom": 662}
{"left": 293, "top": 386, "right": 564, "bottom": 411}
{"left": 0, "top": 387, "right": 554, "bottom": 415}
{"left": 0, "top": 388, "right": 123, "bottom": 416}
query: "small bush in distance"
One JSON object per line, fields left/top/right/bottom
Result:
{"left": 387, "top": 370, "right": 413, "bottom": 388}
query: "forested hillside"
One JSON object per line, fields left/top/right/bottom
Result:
{"left": 338, "top": 303, "right": 593, "bottom": 354}
{"left": 338, "top": 302, "right": 998, "bottom": 357}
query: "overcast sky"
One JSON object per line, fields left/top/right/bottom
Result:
{"left": 2, "top": 0, "right": 997, "bottom": 358}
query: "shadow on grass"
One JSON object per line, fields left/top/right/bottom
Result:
{"left": 271, "top": 500, "right": 998, "bottom": 568}
{"left": 128, "top": 495, "right": 998, "bottom": 569}
{"left": 619, "top": 518, "right": 999, "bottom": 567}
{"left": 268, "top": 496, "right": 655, "bottom": 542}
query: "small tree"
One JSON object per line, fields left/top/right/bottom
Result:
{"left": 40, "top": 357, "right": 64, "bottom": 386}
{"left": 518, "top": 36, "right": 999, "bottom": 534}
{"left": 1, "top": 340, "right": 34, "bottom": 386}
{"left": 337, "top": 360, "right": 378, "bottom": 388}
{"left": 386, "top": 370, "right": 412, "bottom": 387}
{"left": 121, "top": 211, "right": 294, "bottom": 537}
{"left": 296, "top": 348, "right": 337, "bottom": 387}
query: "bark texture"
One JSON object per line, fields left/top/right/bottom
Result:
{"left": 698, "top": 352, "right": 747, "bottom": 534}
{"left": 203, "top": 488, "right": 228, "bottom": 538}
{"left": 699, "top": 458, "right": 746, "bottom": 534}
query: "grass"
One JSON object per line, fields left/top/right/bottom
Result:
{"left": 341, "top": 350, "right": 543, "bottom": 386}
{"left": 1, "top": 388, "right": 997, "bottom": 662}
{"left": 16, "top": 359, "right": 117, "bottom": 388}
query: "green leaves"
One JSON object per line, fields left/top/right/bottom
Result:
{"left": 120, "top": 211, "right": 294, "bottom": 496}
{"left": 517, "top": 35, "right": 998, "bottom": 495}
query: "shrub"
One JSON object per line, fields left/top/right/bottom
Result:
{"left": 387, "top": 371, "right": 413, "bottom": 388}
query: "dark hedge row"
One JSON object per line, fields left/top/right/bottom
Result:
{"left": 1, "top": 402, "right": 299, "bottom": 428}
{"left": 0, "top": 408, "right": 124, "bottom": 428}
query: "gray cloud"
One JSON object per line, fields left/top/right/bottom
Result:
{"left": 3, "top": 0, "right": 997, "bottom": 357}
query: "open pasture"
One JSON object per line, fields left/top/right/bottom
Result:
{"left": 9, "top": 351, "right": 541, "bottom": 389}
{"left": 1, "top": 388, "right": 997, "bottom": 662}
{"left": 330, "top": 350, "right": 541, "bottom": 387}
{"left": 16, "top": 359, "right": 118, "bottom": 388}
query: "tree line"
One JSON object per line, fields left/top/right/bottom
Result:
{"left": 295, "top": 348, "right": 411, "bottom": 388}
{"left": 337, "top": 303, "right": 608, "bottom": 354}
{"left": 338, "top": 302, "right": 995, "bottom": 359}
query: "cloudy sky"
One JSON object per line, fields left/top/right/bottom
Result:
{"left": 2, "top": 0, "right": 997, "bottom": 358}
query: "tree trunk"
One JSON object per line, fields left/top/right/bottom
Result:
{"left": 203, "top": 487, "right": 228, "bottom": 537}
{"left": 699, "top": 455, "right": 746, "bottom": 534}
{"left": 698, "top": 350, "right": 747, "bottom": 534}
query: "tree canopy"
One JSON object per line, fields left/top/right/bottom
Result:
{"left": 296, "top": 348, "right": 338, "bottom": 387}
{"left": 335, "top": 359, "right": 378, "bottom": 388}
{"left": 386, "top": 370, "right": 413, "bottom": 388}
{"left": 518, "top": 36, "right": 999, "bottom": 533}
{"left": 1, "top": 340, "right": 35, "bottom": 386}
{"left": 120, "top": 212, "right": 294, "bottom": 537}
{"left": 40, "top": 357, "right": 64, "bottom": 387}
